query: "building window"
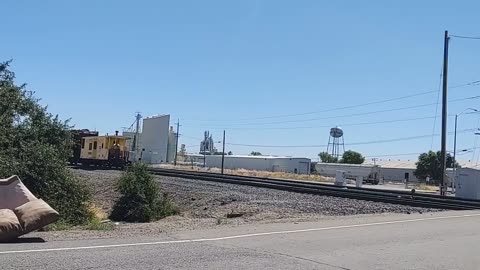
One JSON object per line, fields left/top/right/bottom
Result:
{"left": 93, "top": 141, "right": 97, "bottom": 150}
{"left": 81, "top": 139, "right": 85, "bottom": 149}
{"left": 89, "top": 143, "right": 93, "bottom": 150}
{"left": 101, "top": 143, "right": 104, "bottom": 149}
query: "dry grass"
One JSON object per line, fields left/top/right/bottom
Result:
{"left": 414, "top": 183, "right": 438, "bottom": 192}
{"left": 89, "top": 205, "right": 108, "bottom": 220}
{"left": 154, "top": 164, "right": 333, "bottom": 183}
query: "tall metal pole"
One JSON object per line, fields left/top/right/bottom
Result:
{"left": 221, "top": 130, "right": 226, "bottom": 174}
{"left": 134, "top": 112, "right": 142, "bottom": 162}
{"left": 174, "top": 119, "right": 180, "bottom": 166}
{"left": 203, "top": 143, "right": 206, "bottom": 168}
{"left": 452, "top": 114, "right": 458, "bottom": 193}
{"left": 440, "top": 30, "right": 449, "bottom": 196}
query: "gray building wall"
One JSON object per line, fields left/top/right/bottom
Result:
{"left": 141, "top": 115, "right": 170, "bottom": 164}
{"left": 315, "top": 163, "right": 419, "bottom": 182}
{"left": 189, "top": 155, "right": 311, "bottom": 174}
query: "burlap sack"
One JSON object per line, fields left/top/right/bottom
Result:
{"left": 14, "top": 199, "right": 59, "bottom": 234}
{"left": 0, "top": 209, "right": 22, "bottom": 242}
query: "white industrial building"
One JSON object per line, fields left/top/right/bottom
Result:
{"left": 456, "top": 167, "right": 480, "bottom": 200}
{"left": 187, "top": 154, "right": 311, "bottom": 174}
{"left": 316, "top": 161, "right": 430, "bottom": 182}
{"left": 315, "top": 160, "right": 476, "bottom": 183}
{"left": 122, "top": 114, "right": 177, "bottom": 164}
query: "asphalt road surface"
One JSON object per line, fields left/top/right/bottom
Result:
{"left": 1, "top": 211, "right": 480, "bottom": 270}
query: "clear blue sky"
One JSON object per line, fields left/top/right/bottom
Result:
{"left": 3, "top": 0, "right": 480, "bottom": 162}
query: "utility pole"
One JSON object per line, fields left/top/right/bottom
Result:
{"left": 203, "top": 143, "right": 206, "bottom": 168}
{"left": 134, "top": 112, "right": 142, "bottom": 162}
{"left": 440, "top": 30, "right": 449, "bottom": 196}
{"left": 452, "top": 114, "right": 458, "bottom": 193}
{"left": 174, "top": 119, "right": 180, "bottom": 166}
{"left": 221, "top": 130, "right": 226, "bottom": 174}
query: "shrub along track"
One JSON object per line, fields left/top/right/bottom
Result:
{"left": 149, "top": 168, "right": 480, "bottom": 211}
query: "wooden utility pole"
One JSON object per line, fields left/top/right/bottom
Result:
{"left": 440, "top": 30, "right": 449, "bottom": 196}
{"left": 221, "top": 130, "right": 226, "bottom": 174}
{"left": 174, "top": 119, "right": 180, "bottom": 166}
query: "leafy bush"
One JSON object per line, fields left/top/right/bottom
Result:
{"left": 0, "top": 61, "right": 92, "bottom": 225}
{"left": 414, "top": 151, "right": 455, "bottom": 182}
{"left": 318, "top": 152, "right": 338, "bottom": 163}
{"left": 340, "top": 150, "right": 365, "bottom": 164}
{"left": 110, "top": 163, "right": 177, "bottom": 222}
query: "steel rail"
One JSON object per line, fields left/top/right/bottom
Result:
{"left": 148, "top": 168, "right": 480, "bottom": 210}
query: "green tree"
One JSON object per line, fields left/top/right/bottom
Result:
{"left": 227, "top": 151, "right": 233, "bottom": 155}
{"left": 414, "top": 151, "right": 455, "bottom": 181}
{"left": 318, "top": 152, "right": 338, "bottom": 163}
{"left": 0, "top": 61, "right": 92, "bottom": 225}
{"left": 340, "top": 150, "right": 365, "bottom": 164}
{"left": 250, "top": 151, "right": 262, "bottom": 156}
{"left": 110, "top": 163, "right": 176, "bottom": 222}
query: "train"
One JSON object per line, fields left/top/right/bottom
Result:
{"left": 69, "top": 129, "right": 131, "bottom": 169}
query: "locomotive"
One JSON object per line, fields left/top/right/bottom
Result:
{"left": 69, "top": 129, "right": 131, "bottom": 168}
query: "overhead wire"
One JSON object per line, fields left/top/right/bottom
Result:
{"left": 203, "top": 115, "right": 444, "bottom": 131}
{"left": 450, "top": 35, "right": 480, "bottom": 40}
{"left": 188, "top": 95, "right": 480, "bottom": 127}
{"left": 180, "top": 79, "right": 480, "bottom": 123}
{"left": 364, "top": 146, "right": 480, "bottom": 159}
{"left": 225, "top": 128, "right": 476, "bottom": 148}
{"left": 430, "top": 67, "right": 443, "bottom": 150}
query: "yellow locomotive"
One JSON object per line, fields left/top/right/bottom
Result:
{"left": 71, "top": 130, "right": 131, "bottom": 168}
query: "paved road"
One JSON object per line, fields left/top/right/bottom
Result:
{"left": 1, "top": 211, "right": 480, "bottom": 270}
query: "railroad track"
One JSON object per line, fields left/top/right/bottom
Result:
{"left": 149, "top": 168, "right": 480, "bottom": 210}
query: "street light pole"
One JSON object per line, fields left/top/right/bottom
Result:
{"left": 452, "top": 108, "right": 479, "bottom": 193}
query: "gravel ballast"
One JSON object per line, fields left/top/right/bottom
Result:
{"left": 32, "top": 168, "right": 442, "bottom": 240}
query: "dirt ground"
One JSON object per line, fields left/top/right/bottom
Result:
{"left": 26, "top": 168, "right": 442, "bottom": 241}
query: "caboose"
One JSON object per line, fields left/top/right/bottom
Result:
{"left": 78, "top": 131, "right": 131, "bottom": 168}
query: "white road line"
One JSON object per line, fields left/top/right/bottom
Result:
{"left": 1, "top": 213, "right": 480, "bottom": 255}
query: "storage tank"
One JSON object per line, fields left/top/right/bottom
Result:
{"left": 330, "top": 127, "right": 343, "bottom": 138}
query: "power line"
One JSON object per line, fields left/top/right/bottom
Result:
{"left": 450, "top": 35, "right": 480, "bottom": 40}
{"left": 430, "top": 67, "right": 443, "bottom": 150}
{"left": 204, "top": 115, "right": 443, "bottom": 131}
{"left": 225, "top": 128, "right": 476, "bottom": 148}
{"left": 180, "top": 79, "right": 480, "bottom": 123}
{"left": 364, "top": 152, "right": 422, "bottom": 158}
{"left": 181, "top": 134, "right": 203, "bottom": 141}
{"left": 189, "top": 95, "right": 480, "bottom": 127}
{"left": 365, "top": 146, "right": 480, "bottom": 159}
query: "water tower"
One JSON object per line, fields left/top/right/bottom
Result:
{"left": 327, "top": 127, "right": 345, "bottom": 158}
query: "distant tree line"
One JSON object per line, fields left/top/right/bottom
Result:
{"left": 318, "top": 150, "right": 365, "bottom": 164}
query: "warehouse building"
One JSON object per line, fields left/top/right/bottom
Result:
{"left": 315, "top": 161, "right": 419, "bottom": 182}
{"left": 187, "top": 154, "right": 311, "bottom": 174}
{"left": 316, "top": 160, "right": 476, "bottom": 183}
